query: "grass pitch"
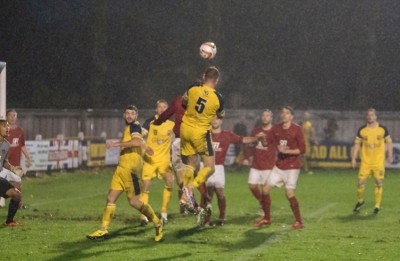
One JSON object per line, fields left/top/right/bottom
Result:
{"left": 1, "top": 167, "right": 399, "bottom": 260}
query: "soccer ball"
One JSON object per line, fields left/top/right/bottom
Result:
{"left": 199, "top": 42, "right": 217, "bottom": 59}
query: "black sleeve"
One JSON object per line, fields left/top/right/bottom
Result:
{"left": 142, "top": 117, "right": 155, "bottom": 132}
{"left": 130, "top": 121, "right": 142, "bottom": 135}
{"left": 215, "top": 91, "right": 225, "bottom": 118}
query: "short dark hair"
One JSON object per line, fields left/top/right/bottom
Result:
{"left": 6, "top": 109, "right": 16, "bottom": 116}
{"left": 125, "top": 105, "right": 138, "bottom": 113}
{"left": 281, "top": 106, "right": 294, "bottom": 115}
{"left": 204, "top": 66, "right": 220, "bottom": 81}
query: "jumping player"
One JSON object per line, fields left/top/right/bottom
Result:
{"left": 86, "top": 105, "right": 163, "bottom": 242}
{"left": 179, "top": 67, "right": 224, "bottom": 214}
{"left": 254, "top": 106, "right": 305, "bottom": 229}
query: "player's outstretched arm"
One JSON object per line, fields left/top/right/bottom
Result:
{"left": 107, "top": 137, "right": 143, "bottom": 149}
{"left": 242, "top": 136, "right": 259, "bottom": 144}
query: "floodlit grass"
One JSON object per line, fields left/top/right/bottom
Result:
{"left": 1, "top": 167, "right": 399, "bottom": 260}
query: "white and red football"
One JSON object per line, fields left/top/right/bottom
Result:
{"left": 199, "top": 42, "right": 217, "bottom": 59}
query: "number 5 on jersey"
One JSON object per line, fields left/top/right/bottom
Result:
{"left": 195, "top": 97, "right": 207, "bottom": 113}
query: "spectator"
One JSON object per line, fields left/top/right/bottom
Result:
{"left": 301, "top": 111, "right": 318, "bottom": 174}
{"left": 323, "top": 118, "right": 339, "bottom": 142}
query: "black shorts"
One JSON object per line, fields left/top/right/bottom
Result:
{"left": 0, "top": 177, "right": 14, "bottom": 198}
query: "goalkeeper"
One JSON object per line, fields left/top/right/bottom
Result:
{"left": 0, "top": 118, "right": 22, "bottom": 226}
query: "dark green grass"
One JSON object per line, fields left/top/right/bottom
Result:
{"left": 1, "top": 167, "right": 399, "bottom": 260}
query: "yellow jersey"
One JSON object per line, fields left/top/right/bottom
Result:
{"left": 355, "top": 123, "right": 392, "bottom": 166}
{"left": 144, "top": 117, "right": 175, "bottom": 164}
{"left": 118, "top": 121, "right": 144, "bottom": 171}
{"left": 182, "top": 84, "right": 224, "bottom": 131}
{"left": 302, "top": 120, "right": 313, "bottom": 142}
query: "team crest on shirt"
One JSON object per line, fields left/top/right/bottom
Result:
{"left": 212, "top": 142, "right": 221, "bottom": 151}
{"left": 153, "top": 129, "right": 158, "bottom": 136}
{"left": 12, "top": 138, "right": 19, "bottom": 145}
{"left": 204, "top": 90, "right": 209, "bottom": 96}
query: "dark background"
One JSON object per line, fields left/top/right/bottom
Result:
{"left": 1, "top": 0, "right": 399, "bottom": 110}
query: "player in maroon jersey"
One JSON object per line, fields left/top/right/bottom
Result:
{"left": 202, "top": 117, "right": 258, "bottom": 225}
{"left": 243, "top": 110, "right": 277, "bottom": 216}
{"left": 0, "top": 109, "right": 31, "bottom": 208}
{"left": 5, "top": 109, "right": 31, "bottom": 168}
{"left": 254, "top": 106, "right": 306, "bottom": 229}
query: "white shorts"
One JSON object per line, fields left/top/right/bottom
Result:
{"left": 171, "top": 138, "right": 184, "bottom": 173}
{"left": 248, "top": 168, "right": 271, "bottom": 185}
{"left": 206, "top": 165, "right": 225, "bottom": 188}
{"left": 268, "top": 166, "right": 300, "bottom": 189}
{"left": 0, "top": 168, "right": 22, "bottom": 183}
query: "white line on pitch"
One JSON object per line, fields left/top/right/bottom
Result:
{"left": 27, "top": 193, "right": 105, "bottom": 207}
{"left": 232, "top": 202, "right": 338, "bottom": 261}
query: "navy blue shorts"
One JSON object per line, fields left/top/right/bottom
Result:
{"left": 0, "top": 177, "right": 14, "bottom": 198}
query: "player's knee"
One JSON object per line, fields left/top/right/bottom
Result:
{"left": 10, "top": 189, "right": 21, "bottom": 202}
{"left": 216, "top": 189, "right": 225, "bottom": 199}
{"left": 285, "top": 189, "right": 295, "bottom": 199}
{"left": 357, "top": 179, "right": 366, "bottom": 187}
{"left": 375, "top": 179, "right": 383, "bottom": 187}
{"left": 248, "top": 183, "right": 257, "bottom": 190}
{"left": 128, "top": 197, "right": 142, "bottom": 209}
{"left": 106, "top": 195, "right": 117, "bottom": 204}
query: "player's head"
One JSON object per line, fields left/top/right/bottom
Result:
{"left": 6, "top": 109, "right": 17, "bottom": 125}
{"left": 155, "top": 99, "right": 168, "bottom": 116}
{"left": 280, "top": 106, "right": 294, "bottom": 123}
{"left": 0, "top": 119, "right": 9, "bottom": 138}
{"left": 303, "top": 111, "right": 311, "bottom": 120}
{"left": 366, "top": 108, "right": 377, "bottom": 124}
{"left": 261, "top": 109, "right": 273, "bottom": 126}
{"left": 211, "top": 117, "right": 223, "bottom": 130}
{"left": 124, "top": 105, "right": 139, "bottom": 124}
{"left": 203, "top": 66, "right": 220, "bottom": 86}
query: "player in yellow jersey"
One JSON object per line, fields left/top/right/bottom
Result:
{"left": 140, "top": 99, "right": 175, "bottom": 225}
{"left": 87, "top": 105, "right": 163, "bottom": 242}
{"left": 301, "top": 111, "right": 317, "bottom": 174}
{"left": 351, "top": 108, "right": 393, "bottom": 214}
{"left": 180, "top": 66, "right": 225, "bottom": 214}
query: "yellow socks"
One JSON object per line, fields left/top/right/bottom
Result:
{"left": 193, "top": 167, "right": 212, "bottom": 188}
{"left": 140, "top": 203, "right": 160, "bottom": 225}
{"left": 101, "top": 204, "right": 116, "bottom": 230}
{"left": 161, "top": 186, "right": 172, "bottom": 214}
{"left": 374, "top": 186, "right": 383, "bottom": 208}
{"left": 182, "top": 165, "right": 195, "bottom": 186}
{"left": 140, "top": 191, "right": 150, "bottom": 220}
{"left": 356, "top": 187, "right": 365, "bottom": 203}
